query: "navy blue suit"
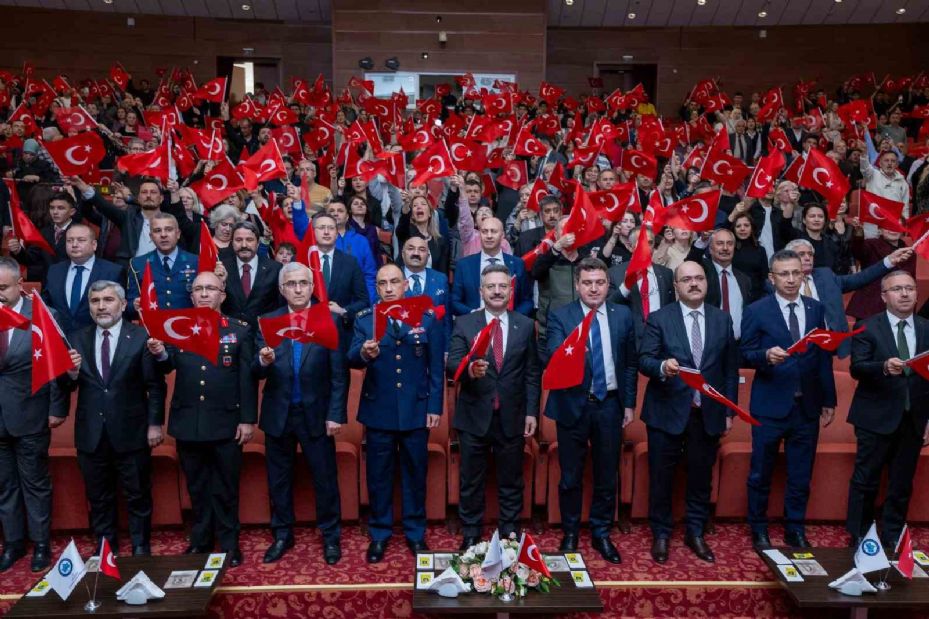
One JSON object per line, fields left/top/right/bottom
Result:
{"left": 543, "top": 300, "right": 637, "bottom": 538}
{"left": 325, "top": 250, "right": 370, "bottom": 354}
{"left": 42, "top": 258, "right": 123, "bottom": 335}
{"left": 348, "top": 307, "right": 444, "bottom": 543}
{"left": 450, "top": 253, "right": 532, "bottom": 317}
{"left": 740, "top": 294, "right": 837, "bottom": 536}
{"left": 126, "top": 249, "right": 198, "bottom": 317}
{"left": 811, "top": 263, "right": 889, "bottom": 357}
{"left": 638, "top": 303, "right": 739, "bottom": 538}
{"left": 404, "top": 267, "right": 451, "bottom": 343}
{"left": 254, "top": 306, "right": 347, "bottom": 544}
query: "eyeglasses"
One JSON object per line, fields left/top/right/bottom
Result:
{"left": 192, "top": 285, "right": 222, "bottom": 293}
{"left": 282, "top": 280, "right": 311, "bottom": 289}
{"left": 882, "top": 285, "right": 917, "bottom": 294}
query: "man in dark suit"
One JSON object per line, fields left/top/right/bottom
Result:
{"left": 62, "top": 280, "right": 166, "bottom": 556}
{"left": 638, "top": 261, "right": 740, "bottom": 564}
{"left": 513, "top": 195, "right": 562, "bottom": 257}
{"left": 218, "top": 221, "right": 283, "bottom": 327}
{"left": 8, "top": 190, "right": 77, "bottom": 283}
{"left": 446, "top": 264, "right": 541, "bottom": 550}
{"left": 688, "top": 228, "right": 752, "bottom": 338}
{"left": 42, "top": 224, "right": 123, "bottom": 335}
{"left": 126, "top": 212, "right": 199, "bottom": 315}
{"left": 785, "top": 239, "right": 912, "bottom": 357}
{"left": 847, "top": 271, "right": 929, "bottom": 548}
{"left": 313, "top": 212, "right": 369, "bottom": 352}
{"left": 544, "top": 257, "right": 638, "bottom": 564}
{"left": 609, "top": 228, "right": 675, "bottom": 346}
{"left": 348, "top": 264, "right": 444, "bottom": 563}
{"left": 740, "top": 249, "right": 836, "bottom": 550}
{"left": 400, "top": 236, "right": 451, "bottom": 343}
{"left": 451, "top": 217, "right": 533, "bottom": 316}
{"left": 149, "top": 271, "right": 257, "bottom": 567}
{"left": 254, "top": 262, "right": 347, "bottom": 565}
{"left": 0, "top": 257, "right": 68, "bottom": 572}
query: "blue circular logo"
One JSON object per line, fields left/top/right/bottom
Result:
{"left": 862, "top": 540, "right": 880, "bottom": 556}
{"left": 58, "top": 558, "right": 73, "bottom": 577}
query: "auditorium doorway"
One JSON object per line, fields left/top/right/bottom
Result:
{"left": 595, "top": 63, "right": 657, "bottom": 102}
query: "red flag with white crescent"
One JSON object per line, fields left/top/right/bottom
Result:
{"left": 452, "top": 318, "right": 498, "bottom": 382}
{"left": 258, "top": 302, "right": 339, "bottom": 350}
{"left": 678, "top": 367, "right": 760, "bottom": 426}
{"left": 542, "top": 310, "right": 596, "bottom": 391}
{"left": 141, "top": 307, "right": 221, "bottom": 363}
{"left": 786, "top": 326, "right": 866, "bottom": 355}
{"left": 516, "top": 532, "right": 551, "bottom": 577}
{"left": 30, "top": 292, "right": 75, "bottom": 394}
{"left": 99, "top": 537, "right": 120, "bottom": 580}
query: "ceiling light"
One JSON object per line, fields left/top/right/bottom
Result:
{"left": 896, "top": 7, "right": 906, "bottom": 13}
{"left": 421, "top": 52, "right": 429, "bottom": 59}
{"left": 628, "top": 12, "right": 636, "bottom": 18}
{"left": 241, "top": 3, "right": 250, "bottom": 10}
{"left": 697, "top": 0, "right": 706, "bottom": 5}
{"left": 103, "top": 0, "right": 113, "bottom": 4}
{"left": 565, "top": 0, "right": 573, "bottom": 5}
{"left": 758, "top": 9, "right": 767, "bottom": 17}
{"left": 835, "top": 0, "right": 842, "bottom": 3}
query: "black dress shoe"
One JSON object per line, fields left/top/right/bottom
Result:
{"left": 685, "top": 535, "right": 715, "bottom": 563}
{"left": 651, "top": 537, "right": 669, "bottom": 564}
{"left": 591, "top": 536, "right": 621, "bottom": 564}
{"left": 460, "top": 536, "right": 480, "bottom": 552}
{"left": 228, "top": 548, "right": 243, "bottom": 567}
{"left": 323, "top": 542, "right": 341, "bottom": 565}
{"left": 0, "top": 544, "right": 25, "bottom": 572}
{"left": 31, "top": 544, "right": 51, "bottom": 572}
{"left": 367, "top": 540, "right": 387, "bottom": 564}
{"left": 784, "top": 532, "right": 811, "bottom": 548}
{"left": 406, "top": 538, "right": 429, "bottom": 555}
{"left": 263, "top": 538, "right": 294, "bottom": 564}
{"left": 752, "top": 531, "right": 772, "bottom": 551}
{"left": 131, "top": 545, "right": 150, "bottom": 557}
{"left": 184, "top": 545, "right": 210, "bottom": 555}
{"left": 559, "top": 534, "right": 578, "bottom": 552}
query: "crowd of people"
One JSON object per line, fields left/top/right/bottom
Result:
{"left": 0, "top": 63, "right": 928, "bottom": 575}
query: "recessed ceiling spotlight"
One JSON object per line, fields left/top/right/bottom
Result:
{"left": 628, "top": 12, "right": 636, "bottom": 19}
{"left": 565, "top": 0, "right": 573, "bottom": 5}
{"left": 758, "top": 9, "right": 767, "bottom": 17}
{"left": 697, "top": 0, "right": 706, "bottom": 5}
{"left": 103, "top": 0, "right": 113, "bottom": 4}
{"left": 896, "top": 7, "right": 906, "bottom": 13}
{"left": 241, "top": 4, "right": 251, "bottom": 10}
{"left": 421, "top": 52, "right": 429, "bottom": 59}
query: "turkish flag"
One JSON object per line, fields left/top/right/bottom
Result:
{"left": 786, "top": 326, "right": 866, "bottom": 355}
{"left": 765, "top": 127, "right": 790, "bottom": 154}
{"left": 542, "top": 310, "right": 596, "bottom": 390}
{"left": 497, "top": 159, "right": 529, "bottom": 191}
{"left": 194, "top": 77, "right": 227, "bottom": 103}
{"left": 270, "top": 126, "right": 300, "bottom": 156}
{"left": 538, "top": 81, "right": 565, "bottom": 105}
{"left": 513, "top": 125, "right": 548, "bottom": 157}
{"left": 344, "top": 120, "right": 367, "bottom": 145}
{"left": 623, "top": 229, "right": 653, "bottom": 289}
{"left": 683, "top": 146, "right": 708, "bottom": 171}
{"left": 798, "top": 148, "right": 849, "bottom": 216}
{"left": 54, "top": 105, "right": 98, "bottom": 134}
{"left": 29, "top": 292, "right": 75, "bottom": 394}
{"left": 5, "top": 179, "right": 55, "bottom": 255}
{"left": 562, "top": 188, "right": 605, "bottom": 249}
{"left": 231, "top": 96, "right": 259, "bottom": 121}
{"left": 398, "top": 127, "right": 435, "bottom": 152}
{"left": 416, "top": 98, "right": 441, "bottom": 117}
{"left": 858, "top": 191, "right": 907, "bottom": 234}
{"left": 171, "top": 140, "right": 197, "bottom": 178}
{"left": 678, "top": 367, "right": 760, "bottom": 426}
{"left": 781, "top": 154, "right": 804, "bottom": 184}
{"left": 140, "top": 262, "right": 158, "bottom": 311}
{"left": 258, "top": 302, "right": 339, "bottom": 350}
{"left": 295, "top": 223, "right": 329, "bottom": 305}
{"left": 567, "top": 143, "right": 602, "bottom": 168}
{"left": 701, "top": 149, "right": 752, "bottom": 193}
{"left": 197, "top": 220, "right": 218, "bottom": 274}
{"left": 664, "top": 190, "right": 721, "bottom": 232}
{"left": 98, "top": 537, "right": 120, "bottom": 580}
{"left": 238, "top": 140, "right": 287, "bottom": 190}
{"left": 373, "top": 296, "right": 440, "bottom": 342}
{"left": 190, "top": 158, "right": 244, "bottom": 208}
{"left": 141, "top": 307, "right": 221, "bottom": 363}
{"left": 116, "top": 139, "right": 169, "bottom": 182}
{"left": 521, "top": 231, "right": 554, "bottom": 271}
{"left": 376, "top": 150, "right": 406, "bottom": 188}
{"left": 109, "top": 63, "right": 130, "bottom": 91}
{"left": 525, "top": 176, "right": 549, "bottom": 212}
{"left": 0, "top": 304, "right": 28, "bottom": 331}
{"left": 42, "top": 131, "right": 105, "bottom": 177}
{"left": 746, "top": 149, "right": 787, "bottom": 199}
{"left": 452, "top": 318, "right": 498, "bottom": 382}
{"left": 837, "top": 100, "right": 871, "bottom": 126}
{"left": 448, "top": 138, "right": 487, "bottom": 173}
{"left": 482, "top": 92, "right": 513, "bottom": 115}
{"left": 896, "top": 526, "right": 915, "bottom": 580}
{"left": 516, "top": 532, "right": 551, "bottom": 578}
{"left": 590, "top": 182, "right": 636, "bottom": 223}
{"left": 410, "top": 139, "right": 454, "bottom": 187}
{"left": 619, "top": 148, "right": 658, "bottom": 179}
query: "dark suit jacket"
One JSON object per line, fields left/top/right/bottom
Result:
{"left": 849, "top": 312, "right": 929, "bottom": 436}
{"left": 446, "top": 311, "right": 541, "bottom": 439}
{"left": 638, "top": 303, "right": 740, "bottom": 436}
{"left": 220, "top": 254, "right": 284, "bottom": 327}
{"left": 607, "top": 263, "right": 675, "bottom": 345}
{"left": 253, "top": 306, "right": 347, "bottom": 438}
{"left": 514, "top": 226, "right": 548, "bottom": 258}
{"left": 690, "top": 254, "right": 754, "bottom": 310}
{"left": 812, "top": 263, "right": 889, "bottom": 357}
{"left": 42, "top": 258, "right": 124, "bottom": 335}
{"left": 326, "top": 249, "right": 370, "bottom": 335}
{"left": 451, "top": 253, "right": 532, "bottom": 316}
{"left": 0, "top": 297, "right": 68, "bottom": 437}
{"left": 13, "top": 220, "right": 76, "bottom": 283}
{"left": 62, "top": 322, "right": 166, "bottom": 453}
{"left": 740, "top": 294, "right": 837, "bottom": 420}
{"left": 543, "top": 300, "right": 638, "bottom": 426}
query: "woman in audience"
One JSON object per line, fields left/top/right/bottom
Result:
{"left": 209, "top": 204, "right": 243, "bottom": 251}
{"left": 731, "top": 212, "right": 769, "bottom": 296}
{"left": 347, "top": 195, "right": 383, "bottom": 263}
{"left": 653, "top": 227, "right": 693, "bottom": 271}
{"left": 783, "top": 202, "right": 851, "bottom": 274}
{"left": 846, "top": 220, "right": 916, "bottom": 321}
{"left": 395, "top": 195, "right": 450, "bottom": 274}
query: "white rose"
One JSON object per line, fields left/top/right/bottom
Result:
{"left": 476, "top": 541, "right": 488, "bottom": 555}
{"left": 504, "top": 548, "right": 518, "bottom": 565}
{"left": 516, "top": 564, "right": 530, "bottom": 580}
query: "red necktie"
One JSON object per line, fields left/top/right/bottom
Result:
{"left": 721, "top": 269, "right": 730, "bottom": 312}
{"left": 241, "top": 263, "right": 252, "bottom": 298}
{"left": 491, "top": 318, "right": 503, "bottom": 409}
{"left": 640, "top": 274, "right": 650, "bottom": 317}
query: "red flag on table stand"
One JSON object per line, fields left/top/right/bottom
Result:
{"left": 197, "top": 220, "right": 218, "bottom": 273}
{"left": 141, "top": 307, "right": 221, "bottom": 363}
{"left": 30, "top": 292, "right": 75, "bottom": 394}
{"left": 258, "top": 302, "right": 339, "bottom": 350}
{"left": 896, "top": 525, "right": 915, "bottom": 580}
{"left": 4, "top": 179, "right": 55, "bottom": 255}
{"left": 516, "top": 532, "right": 551, "bottom": 578}
{"left": 98, "top": 537, "right": 120, "bottom": 580}
{"left": 678, "top": 367, "right": 760, "bottom": 426}
{"left": 542, "top": 310, "right": 597, "bottom": 391}
{"left": 0, "top": 304, "right": 28, "bottom": 330}
{"left": 452, "top": 318, "right": 498, "bottom": 382}
{"left": 295, "top": 223, "right": 329, "bottom": 305}
{"left": 373, "top": 296, "right": 438, "bottom": 342}
{"left": 858, "top": 191, "right": 907, "bottom": 234}
{"left": 785, "top": 326, "right": 866, "bottom": 355}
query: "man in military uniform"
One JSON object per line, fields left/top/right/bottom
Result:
{"left": 348, "top": 264, "right": 444, "bottom": 563}
{"left": 126, "top": 212, "right": 198, "bottom": 317}
{"left": 148, "top": 271, "right": 256, "bottom": 567}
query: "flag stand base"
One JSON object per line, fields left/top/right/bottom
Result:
{"left": 83, "top": 599, "right": 102, "bottom": 612}
{"left": 874, "top": 580, "right": 891, "bottom": 591}
{"left": 498, "top": 592, "right": 514, "bottom": 602}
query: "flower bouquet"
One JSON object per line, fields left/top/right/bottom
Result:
{"left": 450, "top": 531, "right": 559, "bottom": 600}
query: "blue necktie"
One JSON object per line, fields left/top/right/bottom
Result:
{"left": 291, "top": 341, "right": 303, "bottom": 405}
{"left": 589, "top": 312, "right": 608, "bottom": 400}
{"left": 69, "top": 265, "right": 84, "bottom": 314}
{"left": 411, "top": 274, "right": 423, "bottom": 296}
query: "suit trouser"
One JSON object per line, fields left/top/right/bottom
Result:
{"left": 265, "top": 404, "right": 341, "bottom": 544}
{"left": 846, "top": 419, "right": 923, "bottom": 546}
{"left": 365, "top": 427, "right": 427, "bottom": 543}
{"left": 647, "top": 407, "right": 720, "bottom": 539}
{"left": 556, "top": 395, "right": 622, "bottom": 538}
{"left": 458, "top": 413, "right": 525, "bottom": 538}
{"left": 77, "top": 429, "right": 152, "bottom": 549}
{"left": 747, "top": 401, "right": 819, "bottom": 535}
{"left": 0, "top": 431, "right": 51, "bottom": 546}
{"left": 177, "top": 438, "right": 242, "bottom": 551}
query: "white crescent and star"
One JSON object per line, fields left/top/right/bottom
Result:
{"left": 164, "top": 316, "right": 193, "bottom": 340}
{"left": 64, "top": 145, "right": 89, "bottom": 166}
{"left": 867, "top": 203, "right": 885, "bottom": 220}
{"left": 683, "top": 198, "right": 709, "bottom": 223}
{"left": 712, "top": 160, "right": 732, "bottom": 176}
{"left": 207, "top": 82, "right": 221, "bottom": 96}
{"left": 753, "top": 170, "right": 772, "bottom": 190}
{"left": 208, "top": 174, "right": 229, "bottom": 191}
{"left": 428, "top": 155, "right": 446, "bottom": 175}
{"left": 259, "top": 159, "right": 277, "bottom": 175}
{"left": 812, "top": 167, "right": 832, "bottom": 187}
{"left": 601, "top": 193, "right": 621, "bottom": 213}
{"left": 630, "top": 154, "right": 647, "bottom": 169}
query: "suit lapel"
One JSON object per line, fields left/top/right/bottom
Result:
{"left": 83, "top": 327, "right": 104, "bottom": 384}
{"left": 225, "top": 259, "right": 246, "bottom": 304}
{"left": 499, "top": 312, "right": 518, "bottom": 371}
{"left": 670, "top": 304, "right": 696, "bottom": 368}
{"left": 105, "top": 325, "right": 135, "bottom": 384}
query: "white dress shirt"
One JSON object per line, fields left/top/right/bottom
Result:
{"left": 95, "top": 319, "right": 123, "bottom": 377}
{"left": 581, "top": 302, "right": 617, "bottom": 391}
{"left": 887, "top": 312, "right": 916, "bottom": 358}
{"left": 713, "top": 261, "right": 743, "bottom": 339}
{"left": 485, "top": 310, "right": 508, "bottom": 358}
{"left": 237, "top": 255, "right": 259, "bottom": 281}
{"left": 775, "top": 293, "right": 806, "bottom": 337}
{"left": 618, "top": 266, "right": 661, "bottom": 312}
{"left": 136, "top": 218, "right": 156, "bottom": 257}
{"left": 680, "top": 302, "right": 706, "bottom": 366}
{"left": 65, "top": 256, "right": 95, "bottom": 305}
